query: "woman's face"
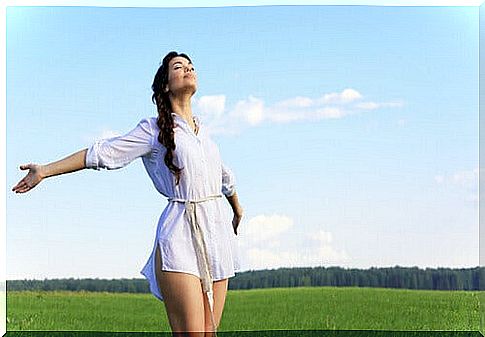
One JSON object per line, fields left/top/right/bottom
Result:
{"left": 165, "top": 56, "right": 197, "bottom": 96}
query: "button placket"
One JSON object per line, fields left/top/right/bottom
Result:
{"left": 193, "top": 139, "right": 203, "bottom": 180}
{"left": 199, "top": 142, "right": 210, "bottom": 190}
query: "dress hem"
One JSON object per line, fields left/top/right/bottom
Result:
{"left": 153, "top": 268, "right": 236, "bottom": 282}
{"left": 139, "top": 268, "right": 236, "bottom": 303}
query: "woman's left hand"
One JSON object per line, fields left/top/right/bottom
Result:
{"left": 232, "top": 209, "right": 243, "bottom": 235}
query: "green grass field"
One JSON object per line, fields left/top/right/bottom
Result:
{"left": 6, "top": 287, "right": 482, "bottom": 332}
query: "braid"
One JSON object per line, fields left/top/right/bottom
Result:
{"left": 154, "top": 92, "right": 182, "bottom": 185}
{"left": 151, "top": 51, "right": 192, "bottom": 186}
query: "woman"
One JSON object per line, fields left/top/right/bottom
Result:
{"left": 11, "top": 51, "right": 244, "bottom": 336}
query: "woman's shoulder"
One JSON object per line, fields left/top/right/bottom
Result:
{"left": 144, "top": 116, "right": 158, "bottom": 126}
{"left": 138, "top": 116, "right": 159, "bottom": 134}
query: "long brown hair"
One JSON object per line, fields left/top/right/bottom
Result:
{"left": 151, "top": 51, "right": 193, "bottom": 185}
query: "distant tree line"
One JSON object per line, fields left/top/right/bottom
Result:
{"left": 229, "top": 266, "right": 484, "bottom": 291}
{"left": 7, "top": 266, "right": 484, "bottom": 293}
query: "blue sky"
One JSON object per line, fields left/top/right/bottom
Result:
{"left": 5, "top": 4, "right": 479, "bottom": 280}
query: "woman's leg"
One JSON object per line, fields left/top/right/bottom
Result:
{"left": 203, "top": 278, "right": 229, "bottom": 332}
{"left": 155, "top": 243, "right": 205, "bottom": 336}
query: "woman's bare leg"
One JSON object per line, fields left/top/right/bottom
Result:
{"left": 155, "top": 243, "right": 205, "bottom": 336}
{"left": 203, "top": 278, "right": 229, "bottom": 333}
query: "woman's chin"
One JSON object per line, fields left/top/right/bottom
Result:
{"left": 172, "top": 85, "right": 197, "bottom": 96}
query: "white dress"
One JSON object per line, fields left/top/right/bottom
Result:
{"left": 85, "top": 113, "right": 241, "bottom": 309}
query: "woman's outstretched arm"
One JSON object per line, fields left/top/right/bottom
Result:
{"left": 11, "top": 148, "right": 88, "bottom": 194}
{"left": 42, "top": 148, "right": 88, "bottom": 178}
{"left": 12, "top": 117, "right": 154, "bottom": 194}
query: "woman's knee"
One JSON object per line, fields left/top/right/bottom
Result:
{"left": 203, "top": 279, "right": 228, "bottom": 331}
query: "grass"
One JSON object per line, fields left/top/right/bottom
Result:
{"left": 6, "top": 286, "right": 482, "bottom": 332}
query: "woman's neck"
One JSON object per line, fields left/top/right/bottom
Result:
{"left": 170, "top": 94, "right": 198, "bottom": 134}
{"left": 170, "top": 94, "right": 194, "bottom": 123}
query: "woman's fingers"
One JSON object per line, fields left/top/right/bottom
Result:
{"left": 232, "top": 214, "right": 242, "bottom": 235}
{"left": 13, "top": 176, "right": 30, "bottom": 190}
{"left": 18, "top": 180, "right": 33, "bottom": 192}
{"left": 13, "top": 186, "right": 26, "bottom": 193}
{"left": 13, "top": 163, "right": 41, "bottom": 193}
{"left": 15, "top": 186, "right": 28, "bottom": 193}
{"left": 12, "top": 165, "right": 29, "bottom": 191}
{"left": 12, "top": 179, "right": 26, "bottom": 191}
{"left": 13, "top": 181, "right": 28, "bottom": 193}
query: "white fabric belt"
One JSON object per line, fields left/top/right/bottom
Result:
{"left": 167, "top": 194, "right": 223, "bottom": 333}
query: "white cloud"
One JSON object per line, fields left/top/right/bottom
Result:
{"left": 435, "top": 167, "right": 478, "bottom": 188}
{"left": 434, "top": 175, "right": 445, "bottom": 184}
{"left": 354, "top": 101, "right": 380, "bottom": 110}
{"left": 355, "top": 101, "right": 404, "bottom": 111}
{"left": 434, "top": 167, "right": 478, "bottom": 207}
{"left": 241, "top": 214, "right": 293, "bottom": 242}
{"left": 230, "top": 95, "right": 265, "bottom": 126}
{"left": 274, "top": 96, "right": 314, "bottom": 109}
{"left": 317, "top": 88, "right": 363, "bottom": 105}
{"left": 314, "top": 106, "right": 345, "bottom": 119}
{"left": 243, "top": 244, "right": 349, "bottom": 271}
{"left": 196, "top": 88, "right": 403, "bottom": 135}
{"left": 236, "top": 214, "right": 349, "bottom": 271}
{"left": 265, "top": 107, "right": 306, "bottom": 123}
{"left": 194, "top": 95, "right": 226, "bottom": 118}
{"left": 451, "top": 167, "right": 478, "bottom": 187}
{"left": 313, "top": 229, "right": 333, "bottom": 244}
{"left": 383, "top": 101, "right": 405, "bottom": 108}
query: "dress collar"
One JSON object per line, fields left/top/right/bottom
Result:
{"left": 171, "top": 113, "right": 201, "bottom": 136}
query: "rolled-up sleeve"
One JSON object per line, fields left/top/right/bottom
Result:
{"left": 85, "top": 118, "right": 154, "bottom": 170}
{"left": 221, "top": 161, "right": 236, "bottom": 197}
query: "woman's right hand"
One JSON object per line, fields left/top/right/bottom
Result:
{"left": 12, "top": 163, "right": 46, "bottom": 194}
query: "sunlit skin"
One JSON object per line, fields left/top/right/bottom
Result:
{"left": 166, "top": 56, "right": 198, "bottom": 134}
